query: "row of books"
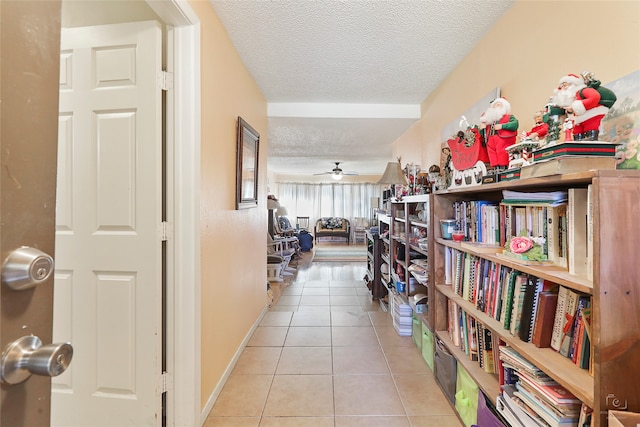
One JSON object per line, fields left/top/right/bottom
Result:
{"left": 445, "top": 306, "right": 593, "bottom": 426}
{"left": 452, "top": 200, "right": 501, "bottom": 246}
{"left": 447, "top": 300, "right": 498, "bottom": 374}
{"left": 498, "top": 346, "right": 592, "bottom": 427}
{"left": 444, "top": 247, "right": 592, "bottom": 370}
{"left": 551, "top": 286, "right": 592, "bottom": 372}
{"left": 450, "top": 186, "right": 593, "bottom": 280}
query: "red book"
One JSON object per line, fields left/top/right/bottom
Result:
{"left": 532, "top": 291, "right": 559, "bottom": 348}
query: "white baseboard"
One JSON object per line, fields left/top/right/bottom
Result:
{"left": 200, "top": 305, "right": 269, "bottom": 425}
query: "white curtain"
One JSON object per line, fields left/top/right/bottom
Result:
{"left": 274, "top": 182, "right": 383, "bottom": 228}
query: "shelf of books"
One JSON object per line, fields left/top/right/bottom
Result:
{"left": 432, "top": 170, "right": 640, "bottom": 427}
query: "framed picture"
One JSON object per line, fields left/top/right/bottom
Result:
{"left": 236, "top": 116, "right": 260, "bottom": 209}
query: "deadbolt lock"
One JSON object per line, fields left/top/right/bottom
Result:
{"left": 2, "top": 246, "right": 54, "bottom": 290}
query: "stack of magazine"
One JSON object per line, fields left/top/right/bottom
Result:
{"left": 498, "top": 346, "right": 582, "bottom": 427}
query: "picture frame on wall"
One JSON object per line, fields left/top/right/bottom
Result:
{"left": 600, "top": 70, "right": 640, "bottom": 170}
{"left": 236, "top": 116, "right": 260, "bottom": 209}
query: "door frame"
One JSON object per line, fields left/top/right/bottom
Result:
{"left": 145, "top": 2, "right": 201, "bottom": 426}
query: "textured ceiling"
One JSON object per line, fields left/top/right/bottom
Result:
{"left": 210, "top": 0, "right": 514, "bottom": 177}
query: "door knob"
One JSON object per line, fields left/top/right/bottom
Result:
{"left": 1, "top": 336, "right": 73, "bottom": 384}
{"left": 2, "top": 246, "right": 54, "bottom": 290}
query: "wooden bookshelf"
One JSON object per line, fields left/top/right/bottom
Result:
{"left": 432, "top": 170, "right": 640, "bottom": 427}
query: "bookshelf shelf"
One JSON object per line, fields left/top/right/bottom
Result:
{"left": 432, "top": 170, "right": 640, "bottom": 427}
{"left": 436, "top": 238, "right": 594, "bottom": 295}
{"left": 409, "top": 244, "right": 428, "bottom": 257}
{"left": 436, "top": 330, "right": 501, "bottom": 399}
{"left": 438, "top": 284, "right": 594, "bottom": 406}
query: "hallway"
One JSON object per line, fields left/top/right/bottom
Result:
{"left": 205, "top": 254, "right": 462, "bottom": 426}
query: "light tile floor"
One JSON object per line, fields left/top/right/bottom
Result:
{"left": 205, "top": 258, "right": 462, "bottom": 427}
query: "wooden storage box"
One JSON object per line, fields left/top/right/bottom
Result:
{"left": 520, "top": 155, "right": 617, "bottom": 179}
{"left": 609, "top": 410, "right": 640, "bottom": 427}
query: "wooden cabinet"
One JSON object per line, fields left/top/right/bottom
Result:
{"left": 431, "top": 170, "right": 640, "bottom": 427}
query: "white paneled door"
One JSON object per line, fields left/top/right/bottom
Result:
{"left": 52, "top": 21, "right": 163, "bottom": 426}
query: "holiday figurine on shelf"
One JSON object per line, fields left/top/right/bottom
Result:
{"left": 446, "top": 124, "right": 489, "bottom": 189}
{"left": 504, "top": 111, "right": 547, "bottom": 170}
{"left": 544, "top": 100, "right": 564, "bottom": 145}
{"left": 521, "top": 111, "right": 549, "bottom": 142}
{"left": 551, "top": 72, "right": 617, "bottom": 141}
{"left": 563, "top": 117, "right": 574, "bottom": 141}
{"left": 479, "top": 97, "right": 519, "bottom": 170}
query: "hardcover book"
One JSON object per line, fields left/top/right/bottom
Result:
{"left": 559, "top": 289, "right": 580, "bottom": 358}
{"left": 532, "top": 291, "right": 559, "bottom": 348}
{"left": 568, "top": 188, "right": 589, "bottom": 277}
{"left": 551, "top": 286, "right": 569, "bottom": 351}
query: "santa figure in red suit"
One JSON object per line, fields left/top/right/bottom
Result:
{"left": 552, "top": 73, "right": 609, "bottom": 141}
{"left": 479, "top": 97, "right": 519, "bottom": 168}
{"left": 522, "top": 111, "right": 549, "bottom": 141}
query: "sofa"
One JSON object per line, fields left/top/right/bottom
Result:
{"left": 314, "top": 217, "right": 350, "bottom": 244}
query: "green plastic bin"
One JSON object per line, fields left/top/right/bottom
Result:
{"left": 420, "top": 321, "right": 434, "bottom": 372}
{"left": 412, "top": 314, "right": 422, "bottom": 350}
{"left": 455, "top": 364, "right": 478, "bottom": 427}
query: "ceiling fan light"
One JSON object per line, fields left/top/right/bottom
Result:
{"left": 377, "top": 162, "right": 408, "bottom": 185}
{"left": 331, "top": 173, "right": 343, "bottom": 181}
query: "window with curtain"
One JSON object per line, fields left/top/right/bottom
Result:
{"left": 274, "top": 182, "right": 383, "bottom": 228}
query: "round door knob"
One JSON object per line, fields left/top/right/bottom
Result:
{"left": 1, "top": 336, "right": 73, "bottom": 385}
{"left": 28, "top": 343, "right": 73, "bottom": 377}
{"left": 2, "top": 246, "right": 54, "bottom": 290}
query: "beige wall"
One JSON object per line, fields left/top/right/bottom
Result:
{"left": 395, "top": 0, "right": 640, "bottom": 167}
{"left": 191, "top": 1, "right": 269, "bottom": 409}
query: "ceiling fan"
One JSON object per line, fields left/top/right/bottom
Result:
{"left": 313, "top": 162, "right": 358, "bottom": 181}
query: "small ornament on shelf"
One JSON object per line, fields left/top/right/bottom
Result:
{"left": 502, "top": 232, "right": 548, "bottom": 263}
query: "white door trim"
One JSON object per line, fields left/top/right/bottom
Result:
{"left": 146, "top": 1, "right": 201, "bottom": 426}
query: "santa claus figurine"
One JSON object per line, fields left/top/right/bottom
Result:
{"left": 551, "top": 73, "right": 610, "bottom": 141}
{"left": 479, "top": 97, "right": 519, "bottom": 168}
{"left": 521, "top": 111, "right": 549, "bottom": 141}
